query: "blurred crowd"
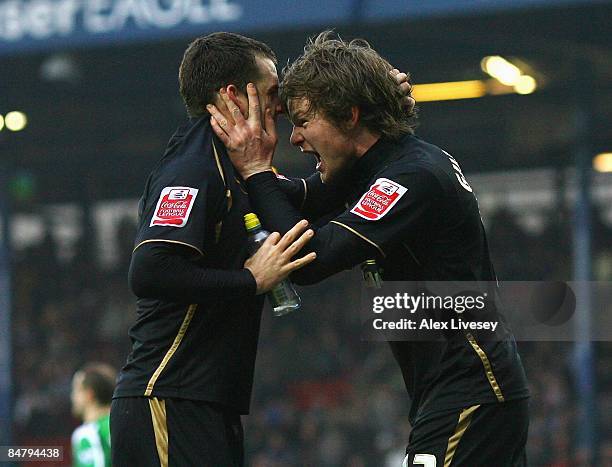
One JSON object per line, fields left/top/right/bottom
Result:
{"left": 11, "top": 206, "right": 612, "bottom": 466}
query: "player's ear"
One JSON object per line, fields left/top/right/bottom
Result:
{"left": 225, "top": 84, "right": 248, "bottom": 117}
{"left": 84, "top": 387, "right": 96, "bottom": 403}
{"left": 347, "top": 106, "right": 360, "bottom": 130}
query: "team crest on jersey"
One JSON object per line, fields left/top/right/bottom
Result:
{"left": 350, "top": 178, "right": 407, "bottom": 221}
{"left": 150, "top": 187, "right": 198, "bottom": 227}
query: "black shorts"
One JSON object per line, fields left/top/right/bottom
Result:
{"left": 403, "top": 398, "right": 529, "bottom": 467}
{"left": 110, "top": 397, "right": 244, "bottom": 467}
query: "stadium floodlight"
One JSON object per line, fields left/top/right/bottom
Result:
{"left": 481, "top": 55, "right": 538, "bottom": 95}
{"left": 0, "top": 115, "right": 3, "bottom": 131}
{"left": 593, "top": 153, "right": 612, "bottom": 173}
{"left": 514, "top": 75, "right": 537, "bottom": 95}
{"left": 481, "top": 56, "right": 522, "bottom": 86}
{"left": 414, "top": 56, "right": 539, "bottom": 102}
{"left": 412, "top": 80, "right": 486, "bottom": 102}
{"left": 4, "top": 111, "right": 27, "bottom": 132}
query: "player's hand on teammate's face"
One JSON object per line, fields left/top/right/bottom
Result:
{"left": 244, "top": 220, "right": 316, "bottom": 294}
{"left": 206, "top": 88, "right": 241, "bottom": 127}
{"left": 390, "top": 68, "right": 416, "bottom": 113}
{"left": 208, "top": 83, "right": 278, "bottom": 180}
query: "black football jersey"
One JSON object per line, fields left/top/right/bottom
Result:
{"left": 114, "top": 117, "right": 264, "bottom": 414}
{"left": 247, "top": 134, "right": 529, "bottom": 423}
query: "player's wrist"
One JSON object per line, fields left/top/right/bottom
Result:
{"left": 242, "top": 166, "right": 274, "bottom": 180}
{"left": 243, "top": 263, "right": 266, "bottom": 295}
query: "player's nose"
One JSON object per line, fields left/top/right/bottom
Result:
{"left": 290, "top": 127, "right": 303, "bottom": 147}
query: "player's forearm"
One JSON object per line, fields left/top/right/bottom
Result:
{"left": 300, "top": 173, "right": 350, "bottom": 221}
{"left": 276, "top": 173, "right": 349, "bottom": 222}
{"left": 246, "top": 172, "right": 304, "bottom": 232}
{"left": 288, "top": 226, "right": 371, "bottom": 285}
{"left": 276, "top": 175, "right": 307, "bottom": 209}
{"left": 245, "top": 172, "right": 378, "bottom": 285}
{"left": 129, "top": 242, "right": 257, "bottom": 302}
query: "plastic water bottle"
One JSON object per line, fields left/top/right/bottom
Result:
{"left": 244, "top": 213, "right": 301, "bottom": 316}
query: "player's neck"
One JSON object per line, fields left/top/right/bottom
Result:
{"left": 83, "top": 404, "right": 110, "bottom": 423}
{"left": 353, "top": 128, "right": 380, "bottom": 159}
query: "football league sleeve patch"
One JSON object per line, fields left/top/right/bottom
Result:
{"left": 334, "top": 169, "right": 441, "bottom": 254}
{"left": 350, "top": 178, "right": 408, "bottom": 221}
{"left": 150, "top": 187, "right": 199, "bottom": 228}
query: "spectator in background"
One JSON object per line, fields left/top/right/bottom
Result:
{"left": 70, "top": 363, "right": 115, "bottom": 467}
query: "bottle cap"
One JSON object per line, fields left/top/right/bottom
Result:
{"left": 244, "top": 213, "right": 261, "bottom": 231}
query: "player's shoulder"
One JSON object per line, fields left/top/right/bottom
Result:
{"left": 393, "top": 134, "right": 448, "bottom": 170}
{"left": 389, "top": 135, "right": 472, "bottom": 194}
{"left": 373, "top": 136, "right": 444, "bottom": 193}
{"left": 159, "top": 118, "right": 220, "bottom": 174}
{"left": 71, "top": 422, "right": 96, "bottom": 445}
{"left": 148, "top": 119, "right": 226, "bottom": 189}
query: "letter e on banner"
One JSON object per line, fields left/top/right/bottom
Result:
{"left": 350, "top": 178, "right": 407, "bottom": 221}
{"left": 150, "top": 187, "right": 198, "bottom": 227}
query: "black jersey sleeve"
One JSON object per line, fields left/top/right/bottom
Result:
{"left": 276, "top": 172, "right": 349, "bottom": 222}
{"left": 332, "top": 168, "right": 442, "bottom": 253}
{"left": 276, "top": 174, "right": 307, "bottom": 208}
{"left": 129, "top": 242, "right": 256, "bottom": 303}
{"left": 244, "top": 172, "right": 375, "bottom": 285}
{"left": 133, "top": 158, "right": 224, "bottom": 257}
{"left": 245, "top": 168, "right": 441, "bottom": 285}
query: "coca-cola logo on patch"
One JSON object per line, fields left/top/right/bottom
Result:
{"left": 150, "top": 187, "right": 199, "bottom": 227}
{"left": 350, "top": 178, "right": 407, "bottom": 221}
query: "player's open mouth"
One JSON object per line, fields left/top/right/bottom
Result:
{"left": 303, "top": 150, "right": 322, "bottom": 171}
{"left": 312, "top": 152, "right": 322, "bottom": 171}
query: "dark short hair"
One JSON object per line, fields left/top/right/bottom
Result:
{"left": 280, "top": 31, "right": 417, "bottom": 139}
{"left": 79, "top": 363, "right": 116, "bottom": 406}
{"left": 179, "top": 32, "right": 277, "bottom": 117}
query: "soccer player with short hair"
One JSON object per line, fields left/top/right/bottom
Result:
{"left": 110, "top": 32, "right": 316, "bottom": 466}
{"left": 71, "top": 363, "right": 115, "bottom": 467}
